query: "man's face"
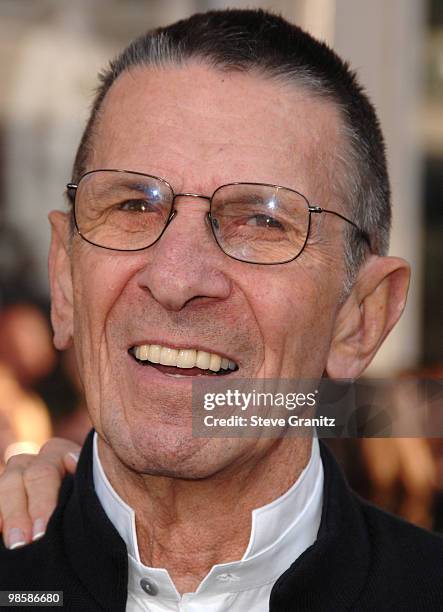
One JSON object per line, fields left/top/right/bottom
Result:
{"left": 52, "top": 63, "right": 347, "bottom": 476}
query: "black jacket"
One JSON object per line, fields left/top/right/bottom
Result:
{"left": 1, "top": 430, "right": 443, "bottom": 611}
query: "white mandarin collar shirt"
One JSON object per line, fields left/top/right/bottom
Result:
{"left": 93, "top": 434, "right": 324, "bottom": 612}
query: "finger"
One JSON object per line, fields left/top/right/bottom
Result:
{"left": 0, "top": 439, "right": 81, "bottom": 546}
{"left": 24, "top": 439, "right": 81, "bottom": 540}
{"left": 38, "top": 438, "right": 81, "bottom": 465}
{"left": 0, "top": 454, "right": 37, "bottom": 548}
{"left": 63, "top": 448, "right": 81, "bottom": 474}
{"left": 24, "top": 459, "right": 65, "bottom": 540}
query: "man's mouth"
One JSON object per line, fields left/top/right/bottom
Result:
{"left": 129, "top": 344, "right": 238, "bottom": 377}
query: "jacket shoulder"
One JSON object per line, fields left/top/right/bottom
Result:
{"left": 361, "top": 496, "right": 443, "bottom": 560}
{"left": 356, "top": 496, "right": 443, "bottom": 609}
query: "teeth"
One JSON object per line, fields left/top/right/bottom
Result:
{"left": 159, "top": 347, "right": 178, "bottom": 366}
{"left": 148, "top": 344, "right": 161, "bottom": 363}
{"left": 177, "top": 349, "right": 197, "bottom": 368}
{"left": 132, "top": 344, "right": 236, "bottom": 373}
{"left": 209, "top": 354, "right": 221, "bottom": 372}
{"left": 196, "top": 350, "right": 211, "bottom": 370}
{"left": 139, "top": 345, "right": 149, "bottom": 360}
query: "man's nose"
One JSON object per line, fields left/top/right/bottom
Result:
{"left": 135, "top": 199, "right": 232, "bottom": 311}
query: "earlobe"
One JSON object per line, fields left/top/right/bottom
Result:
{"left": 48, "top": 211, "right": 74, "bottom": 350}
{"left": 326, "top": 255, "right": 410, "bottom": 379}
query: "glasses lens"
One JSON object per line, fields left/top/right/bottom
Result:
{"left": 75, "top": 171, "right": 173, "bottom": 250}
{"left": 210, "top": 184, "right": 310, "bottom": 264}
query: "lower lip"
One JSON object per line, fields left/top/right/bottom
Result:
{"left": 127, "top": 354, "right": 230, "bottom": 384}
{"left": 144, "top": 362, "right": 224, "bottom": 376}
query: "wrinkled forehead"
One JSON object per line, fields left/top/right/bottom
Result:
{"left": 88, "top": 62, "right": 342, "bottom": 198}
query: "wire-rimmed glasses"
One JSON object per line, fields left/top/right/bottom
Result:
{"left": 66, "top": 169, "right": 371, "bottom": 265}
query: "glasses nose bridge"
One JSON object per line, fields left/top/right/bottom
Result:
{"left": 164, "top": 191, "right": 213, "bottom": 238}
{"left": 172, "top": 192, "right": 212, "bottom": 204}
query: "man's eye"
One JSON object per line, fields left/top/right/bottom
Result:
{"left": 118, "top": 199, "right": 152, "bottom": 212}
{"left": 245, "top": 214, "right": 284, "bottom": 230}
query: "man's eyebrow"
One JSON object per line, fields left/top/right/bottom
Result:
{"left": 85, "top": 179, "right": 155, "bottom": 198}
{"left": 66, "top": 179, "right": 154, "bottom": 208}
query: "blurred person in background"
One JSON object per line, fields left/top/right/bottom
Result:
{"left": 0, "top": 209, "right": 54, "bottom": 464}
{"left": 327, "top": 363, "right": 443, "bottom": 531}
{"left": 358, "top": 365, "right": 443, "bottom": 531}
{"left": 0, "top": 303, "right": 53, "bottom": 467}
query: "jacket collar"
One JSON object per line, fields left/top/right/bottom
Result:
{"left": 63, "top": 431, "right": 370, "bottom": 611}
{"left": 63, "top": 430, "right": 128, "bottom": 610}
{"left": 269, "top": 442, "right": 371, "bottom": 610}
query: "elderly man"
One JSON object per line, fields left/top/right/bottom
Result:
{"left": 1, "top": 9, "right": 442, "bottom": 612}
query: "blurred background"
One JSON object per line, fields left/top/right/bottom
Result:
{"left": 0, "top": 0, "right": 442, "bottom": 530}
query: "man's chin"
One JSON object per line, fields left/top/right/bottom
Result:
{"left": 104, "top": 426, "right": 233, "bottom": 480}
{"left": 111, "top": 428, "right": 256, "bottom": 480}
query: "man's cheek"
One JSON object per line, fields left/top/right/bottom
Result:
{"left": 256, "top": 281, "right": 312, "bottom": 330}
{"left": 264, "top": 282, "right": 336, "bottom": 370}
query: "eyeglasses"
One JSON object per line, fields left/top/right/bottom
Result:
{"left": 66, "top": 169, "right": 371, "bottom": 265}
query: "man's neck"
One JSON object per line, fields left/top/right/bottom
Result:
{"left": 97, "top": 435, "right": 312, "bottom": 593}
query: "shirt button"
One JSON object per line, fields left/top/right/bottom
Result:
{"left": 216, "top": 573, "right": 240, "bottom": 583}
{"left": 140, "top": 577, "right": 159, "bottom": 596}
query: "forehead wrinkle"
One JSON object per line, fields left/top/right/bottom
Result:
{"left": 90, "top": 108, "right": 331, "bottom": 192}
{"left": 89, "top": 136, "right": 319, "bottom": 197}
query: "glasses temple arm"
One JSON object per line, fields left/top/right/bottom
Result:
{"left": 308, "top": 206, "right": 372, "bottom": 250}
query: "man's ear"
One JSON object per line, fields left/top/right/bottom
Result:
{"left": 48, "top": 211, "right": 74, "bottom": 350}
{"left": 326, "top": 255, "right": 410, "bottom": 379}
